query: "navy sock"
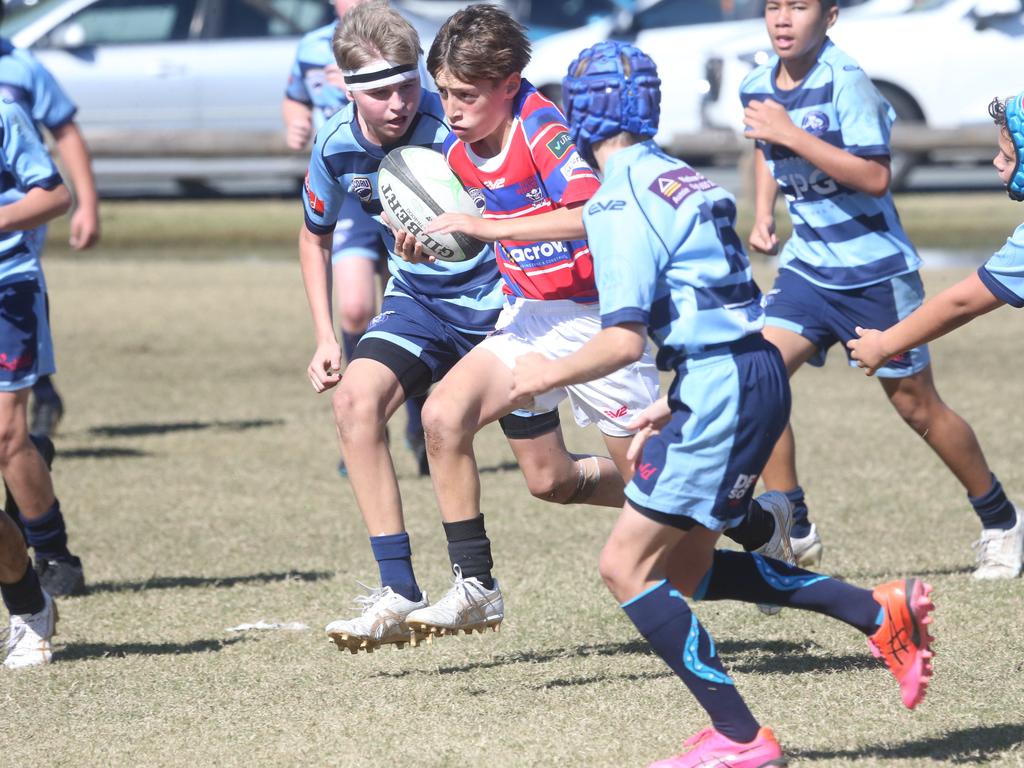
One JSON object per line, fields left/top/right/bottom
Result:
{"left": 20, "top": 500, "right": 71, "bottom": 562}
{"left": 405, "top": 393, "right": 426, "bottom": 440}
{"left": 443, "top": 515, "right": 494, "bottom": 590}
{"left": 723, "top": 500, "right": 775, "bottom": 552}
{"left": 969, "top": 474, "right": 1016, "bottom": 531}
{"left": 695, "top": 550, "right": 881, "bottom": 635}
{"left": 368, "top": 532, "right": 421, "bottom": 602}
{"left": 32, "top": 375, "right": 57, "bottom": 400}
{"left": 1, "top": 559, "right": 45, "bottom": 616}
{"left": 341, "top": 330, "right": 362, "bottom": 364}
{"left": 785, "top": 486, "right": 811, "bottom": 538}
{"left": 622, "top": 580, "right": 759, "bottom": 744}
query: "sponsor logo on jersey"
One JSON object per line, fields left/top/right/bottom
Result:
{"left": 483, "top": 178, "right": 506, "bottom": 190}
{"left": 504, "top": 240, "right": 568, "bottom": 264}
{"left": 304, "top": 173, "right": 325, "bottom": 215}
{"left": 524, "top": 187, "right": 544, "bottom": 204}
{"left": 727, "top": 473, "right": 758, "bottom": 506}
{"left": 604, "top": 404, "right": 628, "bottom": 418}
{"left": 546, "top": 131, "right": 573, "bottom": 159}
{"left": 349, "top": 176, "right": 373, "bottom": 203}
{"left": 801, "top": 110, "right": 830, "bottom": 136}
{"left": 649, "top": 167, "right": 716, "bottom": 208}
{"left": 588, "top": 199, "right": 626, "bottom": 215}
{"left": 560, "top": 153, "right": 592, "bottom": 182}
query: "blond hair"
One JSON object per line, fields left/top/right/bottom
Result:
{"left": 333, "top": 0, "right": 421, "bottom": 71}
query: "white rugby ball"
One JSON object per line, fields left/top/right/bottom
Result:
{"left": 378, "top": 146, "right": 487, "bottom": 262}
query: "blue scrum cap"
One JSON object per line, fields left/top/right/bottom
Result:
{"left": 561, "top": 40, "right": 660, "bottom": 166}
{"left": 1003, "top": 91, "right": 1024, "bottom": 201}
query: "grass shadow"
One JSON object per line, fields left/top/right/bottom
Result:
{"left": 58, "top": 447, "right": 151, "bottom": 459}
{"left": 87, "top": 418, "right": 284, "bottom": 438}
{"left": 88, "top": 570, "right": 333, "bottom": 595}
{"left": 839, "top": 564, "right": 974, "bottom": 581}
{"left": 793, "top": 722, "right": 1024, "bottom": 764}
{"left": 478, "top": 461, "right": 521, "bottom": 475}
{"left": 59, "top": 636, "right": 248, "bottom": 662}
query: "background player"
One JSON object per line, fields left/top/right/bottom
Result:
{"left": 742, "top": 0, "right": 1019, "bottom": 579}
{"left": 299, "top": 1, "right": 507, "bottom": 652}
{"left": 511, "top": 41, "right": 936, "bottom": 767}
{"left": 848, "top": 92, "right": 1024, "bottom": 575}
{"left": 283, "top": 0, "right": 427, "bottom": 474}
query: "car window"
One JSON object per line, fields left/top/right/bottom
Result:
{"left": 53, "top": 0, "right": 199, "bottom": 45}
{"left": 520, "top": 0, "right": 617, "bottom": 29}
{"left": 219, "top": 0, "right": 334, "bottom": 38}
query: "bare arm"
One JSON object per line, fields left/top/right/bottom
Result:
{"left": 749, "top": 148, "right": 781, "bottom": 255}
{"left": 510, "top": 324, "right": 647, "bottom": 402}
{"left": 0, "top": 185, "right": 71, "bottom": 232}
{"left": 298, "top": 226, "right": 342, "bottom": 392}
{"left": 282, "top": 98, "right": 314, "bottom": 151}
{"left": 848, "top": 272, "right": 1004, "bottom": 375}
{"left": 50, "top": 122, "right": 100, "bottom": 249}
{"left": 744, "top": 98, "right": 890, "bottom": 197}
{"left": 426, "top": 202, "right": 587, "bottom": 243}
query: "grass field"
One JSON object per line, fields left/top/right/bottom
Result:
{"left": 2, "top": 196, "right": 1023, "bottom": 767}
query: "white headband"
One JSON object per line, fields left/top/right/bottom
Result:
{"left": 343, "top": 58, "right": 418, "bottom": 91}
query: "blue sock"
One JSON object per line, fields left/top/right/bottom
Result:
{"left": 784, "top": 486, "right": 811, "bottom": 538}
{"left": 622, "top": 580, "right": 760, "bottom": 744}
{"left": 405, "top": 393, "right": 426, "bottom": 440}
{"left": 369, "top": 533, "right": 421, "bottom": 602}
{"left": 969, "top": 474, "right": 1016, "bottom": 531}
{"left": 0, "top": 559, "right": 45, "bottom": 616}
{"left": 20, "top": 500, "right": 71, "bottom": 561}
{"left": 695, "top": 550, "right": 881, "bottom": 635}
{"left": 341, "top": 330, "right": 362, "bottom": 364}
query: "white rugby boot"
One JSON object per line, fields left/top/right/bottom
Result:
{"left": 4, "top": 591, "right": 57, "bottom": 670}
{"left": 325, "top": 583, "right": 427, "bottom": 654}
{"left": 406, "top": 566, "right": 503, "bottom": 644}
{"left": 972, "top": 507, "right": 1023, "bottom": 580}
{"left": 791, "top": 523, "right": 824, "bottom": 568}
{"left": 751, "top": 491, "right": 796, "bottom": 616}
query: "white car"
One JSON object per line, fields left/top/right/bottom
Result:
{"left": 701, "top": 0, "right": 1024, "bottom": 183}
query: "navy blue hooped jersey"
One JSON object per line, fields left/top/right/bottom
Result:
{"left": 302, "top": 89, "right": 503, "bottom": 335}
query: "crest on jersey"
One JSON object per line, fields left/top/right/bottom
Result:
{"left": 349, "top": 176, "right": 373, "bottom": 203}
{"left": 525, "top": 187, "right": 544, "bottom": 204}
{"left": 649, "top": 167, "right": 715, "bottom": 208}
{"left": 801, "top": 111, "right": 830, "bottom": 136}
{"left": 466, "top": 186, "right": 487, "bottom": 212}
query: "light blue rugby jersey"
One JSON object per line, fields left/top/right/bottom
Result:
{"left": 586, "top": 141, "right": 764, "bottom": 371}
{"left": 303, "top": 89, "right": 503, "bottom": 335}
{"left": 740, "top": 39, "right": 920, "bottom": 289}
{"left": 978, "top": 222, "right": 1024, "bottom": 308}
{"left": 0, "top": 98, "right": 63, "bottom": 284}
{"left": 0, "top": 39, "right": 77, "bottom": 133}
{"left": 285, "top": 23, "right": 349, "bottom": 131}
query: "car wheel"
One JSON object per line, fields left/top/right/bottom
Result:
{"left": 874, "top": 82, "right": 925, "bottom": 192}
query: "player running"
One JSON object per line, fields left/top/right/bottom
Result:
{"left": 511, "top": 40, "right": 937, "bottom": 767}
{"left": 742, "top": 0, "right": 1019, "bottom": 578}
{"left": 284, "top": 0, "right": 428, "bottom": 475}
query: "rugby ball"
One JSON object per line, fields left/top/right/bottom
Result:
{"left": 378, "top": 146, "right": 487, "bottom": 262}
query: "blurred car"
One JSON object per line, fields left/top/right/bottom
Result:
{"left": 1, "top": 0, "right": 440, "bottom": 192}
{"left": 701, "top": 0, "right": 1024, "bottom": 185}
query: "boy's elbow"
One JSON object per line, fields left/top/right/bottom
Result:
{"left": 53, "top": 185, "right": 72, "bottom": 215}
{"left": 865, "top": 165, "right": 891, "bottom": 197}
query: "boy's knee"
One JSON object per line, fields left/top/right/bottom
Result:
{"left": 891, "top": 389, "right": 941, "bottom": 435}
{"left": 338, "top": 303, "right": 373, "bottom": 335}
{"left": 331, "top": 384, "right": 379, "bottom": 436}
{"left": 522, "top": 463, "right": 578, "bottom": 504}
{"left": 421, "top": 395, "right": 475, "bottom": 452}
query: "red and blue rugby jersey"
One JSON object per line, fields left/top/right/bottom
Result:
{"left": 444, "top": 80, "right": 600, "bottom": 302}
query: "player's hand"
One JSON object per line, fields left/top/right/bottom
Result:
{"left": 743, "top": 98, "right": 798, "bottom": 146}
{"left": 384, "top": 209, "right": 435, "bottom": 264}
{"left": 510, "top": 352, "right": 552, "bottom": 406}
{"left": 846, "top": 326, "right": 888, "bottom": 376}
{"left": 68, "top": 205, "right": 100, "bottom": 250}
{"left": 323, "top": 63, "right": 346, "bottom": 90}
{"left": 748, "top": 216, "right": 779, "bottom": 255}
{"left": 425, "top": 213, "right": 498, "bottom": 242}
{"left": 308, "top": 341, "right": 343, "bottom": 393}
{"left": 624, "top": 396, "right": 672, "bottom": 463}
{"left": 285, "top": 116, "right": 313, "bottom": 150}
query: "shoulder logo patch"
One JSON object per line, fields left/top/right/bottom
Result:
{"left": 546, "top": 131, "right": 573, "bottom": 159}
{"left": 648, "top": 167, "right": 716, "bottom": 208}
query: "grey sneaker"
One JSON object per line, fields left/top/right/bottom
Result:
{"left": 325, "top": 583, "right": 427, "bottom": 654}
{"left": 791, "top": 523, "right": 824, "bottom": 568}
{"left": 407, "top": 566, "right": 503, "bottom": 644}
{"left": 4, "top": 591, "right": 57, "bottom": 670}
{"left": 752, "top": 491, "right": 796, "bottom": 616}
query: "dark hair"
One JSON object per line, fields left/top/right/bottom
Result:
{"left": 428, "top": 4, "right": 530, "bottom": 82}
{"left": 989, "top": 95, "right": 1010, "bottom": 133}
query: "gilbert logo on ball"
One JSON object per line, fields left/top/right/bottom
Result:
{"left": 378, "top": 146, "right": 487, "bottom": 262}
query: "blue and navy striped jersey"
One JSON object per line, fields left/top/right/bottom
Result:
{"left": 740, "top": 39, "right": 919, "bottom": 289}
{"left": 0, "top": 98, "right": 63, "bottom": 284}
{"left": 586, "top": 141, "right": 763, "bottom": 371}
{"left": 302, "top": 89, "right": 503, "bottom": 334}
{"left": 285, "top": 23, "right": 349, "bottom": 132}
{"left": 979, "top": 221, "right": 1024, "bottom": 308}
{"left": 0, "top": 38, "right": 77, "bottom": 134}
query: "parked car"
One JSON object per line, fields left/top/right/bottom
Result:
{"left": 701, "top": 0, "right": 1024, "bottom": 185}
{"left": 1, "top": 0, "right": 440, "bottom": 192}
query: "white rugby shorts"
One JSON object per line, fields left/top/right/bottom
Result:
{"left": 480, "top": 298, "right": 659, "bottom": 437}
